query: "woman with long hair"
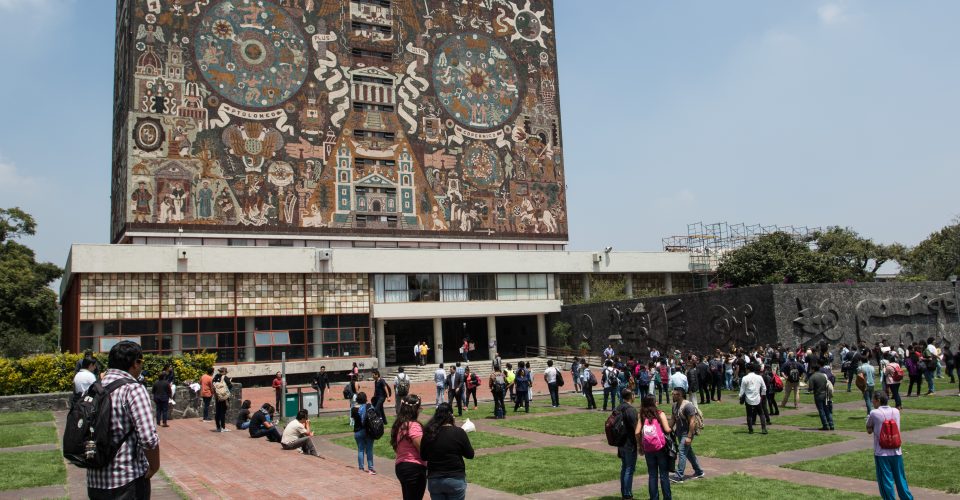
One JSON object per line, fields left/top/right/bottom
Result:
{"left": 391, "top": 395, "right": 426, "bottom": 499}
{"left": 420, "top": 403, "right": 474, "bottom": 500}
{"left": 639, "top": 395, "right": 672, "bottom": 500}
{"left": 351, "top": 392, "right": 375, "bottom": 474}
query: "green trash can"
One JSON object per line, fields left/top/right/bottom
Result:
{"left": 284, "top": 391, "right": 299, "bottom": 419}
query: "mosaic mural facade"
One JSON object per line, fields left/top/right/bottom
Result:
{"left": 112, "top": 0, "right": 567, "bottom": 242}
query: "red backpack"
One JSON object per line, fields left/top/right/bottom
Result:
{"left": 772, "top": 373, "right": 784, "bottom": 392}
{"left": 878, "top": 409, "right": 901, "bottom": 450}
{"left": 658, "top": 365, "right": 669, "bottom": 383}
{"left": 890, "top": 364, "right": 904, "bottom": 383}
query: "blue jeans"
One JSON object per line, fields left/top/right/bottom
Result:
{"left": 888, "top": 383, "right": 902, "bottom": 408}
{"left": 603, "top": 387, "right": 616, "bottom": 410}
{"left": 814, "top": 397, "right": 834, "bottom": 429}
{"left": 436, "top": 385, "right": 444, "bottom": 406}
{"left": 427, "top": 476, "right": 467, "bottom": 500}
{"left": 725, "top": 371, "right": 733, "bottom": 390}
{"left": 644, "top": 448, "right": 672, "bottom": 500}
{"left": 863, "top": 387, "right": 875, "bottom": 415}
{"left": 354, "top": 430, "right": 374, "bottom": 470}
{"left": 675, "top": 436, "right": 702, "bottom": 477}
{"left": 155, "top": 400, "right": 169, "bottom": 425}
{"left": 875, "top": 454, "right": 913, "bottom": 500}
{"left": 619, "top": 448, "right": 637, "bottom": 498}
{"left": 924, "top": 371, "right": 935, "bottom": 393}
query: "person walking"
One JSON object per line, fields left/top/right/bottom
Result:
{"left": 884, "top": 353, "right": 903, "bottom": 410}
{"left": 571, "top": 357, "right": 582, "bottom": 393}
{"left": 152, "top": 369, "right": 173, "bottom": 427}
{"left": 858, "top": 358, "right": 877, "bottom": 415}
{"left": 212, "top": 367, "right": 232, "bottom": 432}
{"left": 200, "top": 367, "right": 214, "bottom": 422}
{"left": 281, "top": 409, "right": 318, "bottom": 456}
{"left": 313, "top": 366, "right": 331, "bottom": 409}
{"left": 392, "top": 395, "right": 427, "bottom": 500}
{"left": 739, "top": 362, "right": 768, "bottom": 434}
{"left": 808, "top": 363, "right": 834, "bottom": 431}
{"left": 464, "top": 367, "right": 480, "bottom": 410}
{"left": 434, "top": 363, "right": 446, "bottom": 406}
{"left": 544, "top": 360, "right": 561, "bottom": 408}
{"left": 669, "top": 388, "right": 705, "bottom": 483}
{"left": 780, "top": 352, "right": 802, "bottom": 409}
{"left": 371, "top": 369, "right": 392, "bottom": 426}
{"left": 351, "top": 392, "right": 376, "bottom": 474}
{"left": 616, "top": 389, "right": 640, "bottom": 499}
{"left": 461, "top": 338, "right": 470, "bottom": 362}
{"left": 602, "top": 360, "right": 620, "bottom": 411}
{"left": 489, "top": 369, "right": 508, "bottom": 419}
{"left": 867, "top": 392, "right": 914, "bottom": 500}
{"left": 581, "top": 362, "right": 597, "bottom": 410}
{"left": 640, "top": 394, "right": 672, "bottom": 500}
{"left": 420, "top": 403, "right": 475, "bottom": 500}
{"left": 447, "top": 366, "right": 464, "bottom": 416}
{"left": 904, "top": 352, "right": 922, "bottom": 397}
{"left": 394, "top": 367, "right": 411, "bottom": 413}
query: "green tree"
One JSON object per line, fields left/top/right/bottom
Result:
{"left": 0, "top": 208, "right": 63, "bottom": 357}
{"left": 812, "top": 226, "right": 906, "bottom": 281}
{"left": 716, "top": 232, "right": 850, "bottom": 286}
{"left": 899, "top": 222, "right": 960, "bottom": 281}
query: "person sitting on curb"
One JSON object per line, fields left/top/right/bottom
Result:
{"left": 249, "top": 403, "right": 281, "bottom": 442}
{"left": 281, "top": 409, "right": 318, "bottom": 456}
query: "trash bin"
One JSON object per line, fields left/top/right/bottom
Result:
{"left": 284, "top": 391, "right": 299, "bottom": 419}
{"left": 301, "top": 392, "right": 319, "bottom": 416}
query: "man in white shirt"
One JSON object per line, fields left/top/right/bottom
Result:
{"left": 434, "top": 363, "right": 447, "bottom": 406}
{"left": 281, "top": 409, "right": 318, "bottom": 456}
{"left": 543, "top": 360, "right": 560, "bottom": 407}
{"left": 739, "top": 362, "right": 768, "bottom": 434}
{"left": 73, "top": 357, "right": 98, "bottom": 395}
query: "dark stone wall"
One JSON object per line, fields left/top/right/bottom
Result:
{"left": 560, "top": 282, "right": 960, "bottom": 356}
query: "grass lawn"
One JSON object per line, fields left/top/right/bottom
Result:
{"left": 468, "top": 446, "right": 625, "bottom": 495}
{"left": 785, "top": 443, "right": 960, "bottom": 494}
{"left": 308, "top": 415, "right": 354, "bottom": 435}
{"left": 0, "top": 410, "right": 53, "bottom": 426}
{"left": 797, "top": 389, "right": 865, "bottom": 405}
{"left": 0, "top": 423, "right": 57, "bottom": 448}
{"left": 667, "top": 401, "right": 749, "bottom": 420}
{"left": 899, "top": 395, "right": 960, "bottom": 412}
{"left": 690, "top": 425, "right": 849, "bottom": 459}
{"left": 421, "top": 400, "right": 563, "bottom": 417}
{"left": 329, "top": 430, "right": 526, "bottom": 460}
{"left": 491, "top": 410, "right": 608, "bottom": 437}
{"left": 775, "top": 409, "right": 958, "bottom": 432}
{"left": 0, "top": 450, "right": 66, "bottom": 491}
{"left": 589, "top": 472, "right": 878, "bottom": 500}
{"left": 938, "top": 433, "right": 960, "bottom": 442}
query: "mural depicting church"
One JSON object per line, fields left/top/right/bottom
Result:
{"left": 112, "top": 0, "right": 567, "bottom": 242}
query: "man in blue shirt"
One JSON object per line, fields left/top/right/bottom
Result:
{"left": 858, "top": 358, "right": 876, "bottom": 415}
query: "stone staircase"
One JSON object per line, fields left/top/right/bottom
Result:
{"left": 382, "top": 355, "right": 604, "bottom": 383}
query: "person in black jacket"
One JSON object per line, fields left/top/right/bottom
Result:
{"left": 152, "top": 367, "right": 173, "bottom": 427}
{"left": 212, "top": 367, "right": 233, "bottom": 432}
{"left": 420, "top": 403, "right": 474, "bottom": 498}
{"left": 696, "top": 358, "right": 711, "bottom": 405}
{"left": 313, "top": 366, "right": 331, "bottom": 409}
{"left": 249, "top": 404, "right": 281, "bottom": 442}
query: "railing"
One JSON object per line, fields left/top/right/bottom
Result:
{"left": 524, "top": 345, "right": 591, "bottom": 367}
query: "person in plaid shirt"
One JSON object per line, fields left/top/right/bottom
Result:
{"left": 87, "top": 341, "right": 160, "bottom": 499}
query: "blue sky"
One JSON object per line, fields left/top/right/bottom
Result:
{"left": 1, "top": 0, "right": 958, "bottom": 269}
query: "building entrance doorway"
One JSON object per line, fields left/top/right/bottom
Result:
{"left": 385, "top": 319, "right": 433, "bottom": 366}
{"left": 442, "top": 317, "right": 488, "bottom": 363}
{"left": 496, "top": 315, "right": 538, "bottom": 358}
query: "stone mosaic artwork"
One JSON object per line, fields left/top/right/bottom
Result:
{"left": 112, "top": 0, "right": 567, "bottom": 241}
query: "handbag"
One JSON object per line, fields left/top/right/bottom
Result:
{"left": 666, "top": 432, "right": 679, "bottom": 473}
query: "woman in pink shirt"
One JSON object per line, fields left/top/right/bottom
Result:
{"left": 391, "top": 395, "right": 426, "bottom": 500}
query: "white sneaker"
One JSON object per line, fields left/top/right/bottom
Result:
{"left": 221, "top": 428, "right": 231, "bottom": 432}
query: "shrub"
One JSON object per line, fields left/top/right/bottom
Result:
{"left": 0, "top": 351, "right": 217, "bottom": 396}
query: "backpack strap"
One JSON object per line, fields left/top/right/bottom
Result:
{"left": 104, "top": 378, "right": 139, "bottom": 455}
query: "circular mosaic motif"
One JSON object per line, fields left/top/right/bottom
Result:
{"left": 514, "top": 11, "right": 543, "bottom": 41}
{"left": 462, "top": 141, "right": 500, "bottom": 188}
{"left": 432, "top": 33, "right": 520, "bottom": 130}
{"left": 195, "top": 0, "right": 308, "bottom": 108}
{"left": 133, "top": 117, "right": 164, "bottom": 152}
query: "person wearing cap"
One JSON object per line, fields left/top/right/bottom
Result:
{"left": 212, "top": 367, "right": 233, "bottom": 432}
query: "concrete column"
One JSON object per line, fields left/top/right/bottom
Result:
{"left": 663, "top": 273, "right": 673, "bottom": 294}
{"left": 582, "top": 273, "right": 591, "bottom": 301}
{"left": 486, "top": 315, "right": 497, "bottom": 358}
{"left": 244, "top": 317, "right": 256, "bottom": 362}
{"left": 624, "top": 274, "right": 634, "bottom": 299}
{"left": 536, "top": 314, "right": 547, "bottom": 356}
{"left": 432, "top": 318, "right": 443, "bottom": 365}
{"left": 92, "top": 321, "right": 104, "bottom": 352}
{"left": 311, "top": 315, "right": 323, "bottom": 358}
{"left": 375, "top": 319, "right": 386, "bottom": 368}
{"left": 170, "top": 319, "right": 182, "bottom": 355}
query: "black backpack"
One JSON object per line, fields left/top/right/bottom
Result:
{"left": 787, "top": 366, "right": 801, "bottom": 383}
{"left": 605, "top": 368, "right": 620, "bottom": 388}
{"left": 492, "top": 373, "right": 507, "bottom": 396}
{"left": 363, "top": 404, "right": 385, "bottom": 440}
{"left": 396, "top": 376, "right": 410, "bottom": 398}
{"left": 605, "top": 406, "right": 629, "bottom": 447}
{"left": 63, "top": 378, "right": 136, "bottom": 469}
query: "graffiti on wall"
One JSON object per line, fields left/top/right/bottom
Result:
{"left": 113, "top": 0, "right": 567, "bottom": 241}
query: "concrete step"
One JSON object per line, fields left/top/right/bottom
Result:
{"left": 383, "top": 357, "right": 568, "bottom": 383}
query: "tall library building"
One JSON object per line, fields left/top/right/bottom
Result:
{"left": 60, "top": 0, "right": 695, "bottom": 378}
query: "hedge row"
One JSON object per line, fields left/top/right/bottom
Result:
{"left": 0, "top": 352, "right": 217, "bottom": 396}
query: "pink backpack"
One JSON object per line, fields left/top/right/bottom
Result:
{"left": 640, "top": 416, "right": 667, "bottom": 453}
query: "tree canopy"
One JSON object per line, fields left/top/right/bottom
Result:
{"left": 898, "top": 222, "right": 960, "bottom": 281}
{"left": 0, "top": 208, "right": 63, "bottom": 357}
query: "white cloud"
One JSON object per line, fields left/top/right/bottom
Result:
{"left": 0, "top": 156, "right": 38, "bottom": 191}
{"left": 818, "top": 4, "right": 847, "bottom": 25}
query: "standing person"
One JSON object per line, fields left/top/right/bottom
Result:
{"left": 351, "top": 392, "right": 376, "bottom": 474}
{"left": 669, "top": 388, "right": 705, "bottom": 483}
{"left": 420, "top": 403, "right": 475, "bottom": 500}
{"left": 867, "top": 392, "right": 914, "bottom": 500}
{"left": 415, "top": 343, "right": 422, "bottom": 366}
{"left": 724, "top": 354, "right": 735, "bottom": 390}
{"left": 571, "top": 357, "right": 582, "bottom": 393}
{"left": 604, "top": 344, "right": 616, "bottom": 362}
{"left": 73, "top": 357, "right": 98, "bottom": 396}
{"left": 709, "top": 355, "right": 724, "bottom": 402}
{"left": 780, "top": 352, "right": 802, "bottom": 409}
{"left": 392, "top": 395, "right": 427, "bottom": 500}
{"left": 944, "top": 343, "right": 955, "bottom": 384}
{"left": 492, "top": 352, "right": 502, "bottom": 373}
{"left": 905, "top": 352, "right": 922, "bottom": 397}
{"left": 394, "top": 367, "right": 411, "bottom": 413}
{"left": 346, "top": 373, "right": 359, "bottom": 403}
{"left": 525, "top": 361, "right": 535, "bottom": 405}
{"left": 657, "top": 360, "right": 671, "bottom": 404}
{"left": 152, "top": 367, "right": 173, "bottom": 427}
{"left": 371, "top": 369, "right": 392, "bottom": 426}
{"left": 922, "top": 350, "right": 936, "bottom": 395}
{"left": 544, "top": 359, "right": 560, "bottom": 408}
{"left": 313, "top": 366, "right": 330, "bottom": 409}
{"left": 447, "top": 366, "right": 464, "bottom": 416}
{"left": 616, "top": 389, "right": 640, "bottom": 500}
{"left": 200, "top": 367, "right": 214, "bottom": 422}
{"left": 684, "top": 360, "right": 700, "bottom": 405}
{"left": 281, "top": 409, "right": 318, "bottom": 456}
{"left": 640, "top": 394, "right": 673, "bottom": 500}
{"left": 636, "top": 363, "right": 651, "bottom": 400}
{"left": 808, "top": 363, "right": 835, "bottom": 431}
{"left": 421, "top": 342, "right": 430, "bottom": 366}
{"left": 884, "top": 353, "right": 904, "bottom": 410}
{"left": 513, "top": 364, "right": 530, "bottom": 413}
{"left": 696, "top": 357, "right": 711, "bottom": 405}
{"left": 858, "top": 357, "right": 877, "bottom": 415}
{"left": 505, "top": 363, "right": 516, "bottom": 403}
{"left": 212, "top": 367, "right": 233, "bottom": 432}
{"left": 762, "top": 365, "right": 780, "bottom": 417}
{"left": 602, "top": 360, "right": 620, "bottom": 411}
{"left": 464, "top": 367, "right": 480, "bottom": 410}
{"left": 434, "top": 363, "right": 446, "bottom": 406}
{"left": 581, "top": 362, "right": 597, "bottom": 410}
{"left": 85, "top": 341, "right": 160, "bottom": 500}
{"left": 461, "top": 338, "right": 470, "bottom": 362}
{"left": 489, "top": 369, "right": 508, "bottom": 419}
{"left": 272, "top": 371, "right": 283, "bottom": 414}
{"left": 739, "top": 363, "right": 767, "bottom": 435}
